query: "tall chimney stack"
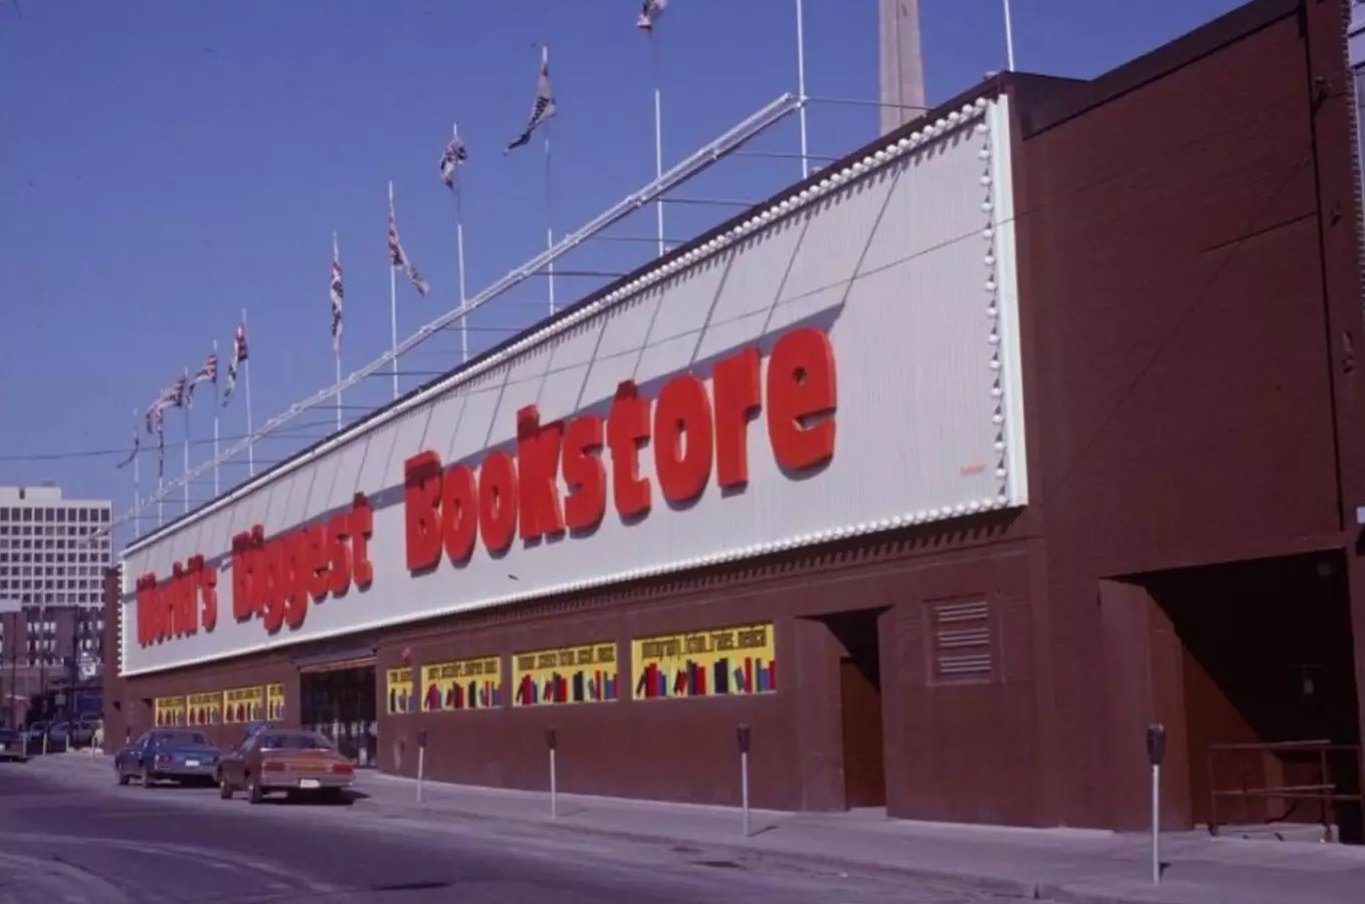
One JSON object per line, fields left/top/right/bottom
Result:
{"left": 878, "top": 0, "right": 926, "bottom": 134}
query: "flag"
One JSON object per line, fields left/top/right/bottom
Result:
{"left": 145, "top": 386, "right": 177, "bottom": 433}
{"left": 440, "top": 134, "right": 468, "bottom": 190}
{"left": 637, "top": 0, "right": 667, "bottom": 32}
{"left": 115, "top": 419, "right": 140, "bottom": 470}
{"left": 223, "top": 322, "right": 247, "bottom": 407}
{"left": 331, "top": 233, "right": 344, "bottom": 351}
{"left": 507, "top": 46, "right": 556, "bottom": 151}
{"left": 388, "top": 193, "right": 430, "bottom": 296}
{"left": 187, "top": 352, "right": 218, "bottom": 404}
{"left": 170, "top": 371, "right": 189, "bottom": 409}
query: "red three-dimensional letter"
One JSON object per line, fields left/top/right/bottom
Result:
{"left": 404, "top": 451, "right": 444, "bottom": 571}
{"left": 767, "top": 328, "right": 837, "bottom": 470}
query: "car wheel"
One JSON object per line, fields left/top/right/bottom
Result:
{"left": 117, "top": 770, "right": 129, "bottom": 786}
{"left": 247, "top": 772, "right": 264, "bottom": 805}
{"left": 218, "top": 772, "right": 233, "bottom": 800}
{"left": 320, "top": 788, "right": 344, "bottom": 805}
{"left": 142, "top": 768, "right": 155, "bottom": 789}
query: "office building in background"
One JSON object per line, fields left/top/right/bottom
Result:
{"left": 0, "top": 487, "right": 111, "bottom": 725}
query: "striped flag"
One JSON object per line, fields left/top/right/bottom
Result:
{"left": 507, "top": 46, "right": 556, "bottom": 150}
{"left": 187, "top": 351, "right": 218, "bottom": 405}
{"left": 440, "top": 134, "right": 468, "bottom": 190}
{"left": 388, "top": 193, "right": 429, "bottom": 296}
{"left": 637, "top": 0, "right": 667, "bottom": 32}
{"left": 145, "top": 386, "right": 177, "bottom": 434}
{"left": 170, "top": 371, "right": 189, "bottom": 409}
{"left": 331, "top": 233, "right": 344, "bottom": 351}
{"left": 223, "top": 322, "right": 248, "bottom": 407}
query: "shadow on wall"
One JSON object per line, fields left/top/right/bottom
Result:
{"left": 1143, "top": 552, "right": 1362, "bottom": 842}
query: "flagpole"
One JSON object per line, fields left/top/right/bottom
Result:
{"left": 652, "top": 32, "right": 665, "bottom": 257}
{"left": 131, "top": 407, "right": 140, "bottom": 532}
{"left": 543, "top": 45, "right": 556, "bottom": 317}
{"left": 333, "top": 231, "right": 344, "bottom": 433}
{"left": 453, "top": 123, "right": 469, "bottom": 363}
{"left": 182, "top": 370, "right": 190, "bottom": 514}
{"left": 1002, "top": 0, "right": 1016, "bottom": 70}
{"left": 388, "top": 180, "right": 400, "bottom": 399}
{"left": 212, "top": 339, "right": 221, "bottom": 497}
{"left": 157, "top": 432, "right": 164, "bottom": 528}
{"left": 795, "top": 0, "right": 809, "bottom": 179}
{"left": 243, "top": 307, "right": 255, "bottom": 477}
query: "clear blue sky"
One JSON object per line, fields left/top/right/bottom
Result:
{"left": 0, "top": 0, "right": 1244, "bottom": 543}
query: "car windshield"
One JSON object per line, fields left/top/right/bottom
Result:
{"left": 153, "top": 731, "right": 209, "bottom": 747}
{"left": 0, "top": 730, "right": 18, "bottom": 741}
{"left": 258, "top": 732, "right": 332, "bottom": 751}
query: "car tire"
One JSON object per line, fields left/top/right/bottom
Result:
{"left": 117, "top": 770, "right": 129, "bottom": 786}
{"left": 320, "top": 788, "right": 345, "bottom": 805}
{"left": 248, "top": 772, "right": 264, "bottom": 805}
{"left": 142, "top": 768, "right": 155, "bottom": 789}
{"left": 218, "top": 773, "right": 233, "bottom": 800}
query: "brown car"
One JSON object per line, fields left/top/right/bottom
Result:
{"left": 215, "top": 729, "right": 354, "bottom": 804}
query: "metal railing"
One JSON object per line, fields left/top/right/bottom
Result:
{"left": 1207, "top": 739, "right": 1363, "bottom": 841}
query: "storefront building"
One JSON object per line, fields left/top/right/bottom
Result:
{"left": 104, "top": 0, "right": 1365, "bottom": 834}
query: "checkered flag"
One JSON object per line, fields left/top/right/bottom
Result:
{"left": 507, "top": 46, "right": 556, "bottom": 151}
{"left": 331, "top": 232, "right": 344, "bottom": 350}
{"left": 440, "top": 133, "right": 468, "bottom": 190}
{"left": 223, "top": 322, "right": 247, "bottom": 407}
{"left": 637, "top": 0, "right": 667, "bottom": 32}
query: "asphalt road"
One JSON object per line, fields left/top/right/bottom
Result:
{"left": 0, "top": 759, "right": 1007, "bottom": 904}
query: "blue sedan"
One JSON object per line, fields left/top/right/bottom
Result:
{"left": 114, "top": 730, "right": 221, "bottom": 788}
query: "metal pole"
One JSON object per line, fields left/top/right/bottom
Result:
{"left": 1002, "top": 0, "right": 1016, "bottom": 71}
{"left": 416, "top": 744, "right": 425, "bottom": 803}
{"left": 333, "top": 231, "right": 343, "bottom": 434}
{"left": 795, "top": 0, "right": 809, "bottom": 179}
{"left": 549, "top": 747, "right": 557, "bottom": 818}
{"left": 545, "top": 127, "right": 556, "bottom": 316}
{"left": 652, "top": 34, "right": 665, "bottom": 257}
{"left": 181, "top": 392, "right": 190, "bottom": 513}
{"left": 131, "top": 408, "right": 140, "bottom": 531}
{"left": 389, "top": 180, "right": 400, "bottom": 400}
{"left": 1151, "top": 763, "right": 1161, "bottom": 885}
{"left": 242, "top": 308, "right": 255, "bottom": 477}
{"left": 453, "top": 123, "right": 469, "bottom": 364}
{"left": 741, "top": 749, "right": 751, "bottom": 837}
{"left": 211, "top": 340, "right": 220, "bottom": 497}
{"left": 334, "top": 354, "right": 342, "bottom": 434}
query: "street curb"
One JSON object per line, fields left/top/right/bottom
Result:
{"left": 372, "top": 791, "right": 1276, "bottom": 904}
{"left": 372, "top": 791, "right": 1047, "bottom": 900}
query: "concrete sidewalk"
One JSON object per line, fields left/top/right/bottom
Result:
{"left": 35, "top": 751, "right": 1365, "bottom": 904}
{"left": 358, "top": 771, "right": 1365, "bottom": 904}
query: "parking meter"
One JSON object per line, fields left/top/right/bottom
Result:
{"left": 545, "top": 728, "right": 557, "bottom": 752}
{"left": 1146, "top": 723, "right": 1166, "bottom": 767}
{"left": 736, "top": 723, "right": 751, "bottom": 755}
{"left": 1146, "top": 722, "right": 1166, "bottom": 885}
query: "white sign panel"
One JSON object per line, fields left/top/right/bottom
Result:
{"left": 121, "top": 96, "right": 1025, "bottom": 676}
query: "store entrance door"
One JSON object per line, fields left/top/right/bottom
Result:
{"left": 300, "top": 663, "right": 378, "bottom": 767}
{"left": 821, "top": 608, "right": 888, "bottom": 808}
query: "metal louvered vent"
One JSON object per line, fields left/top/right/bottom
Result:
{"left": 930, "top": 599, "right": 992, "bottom": 683}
